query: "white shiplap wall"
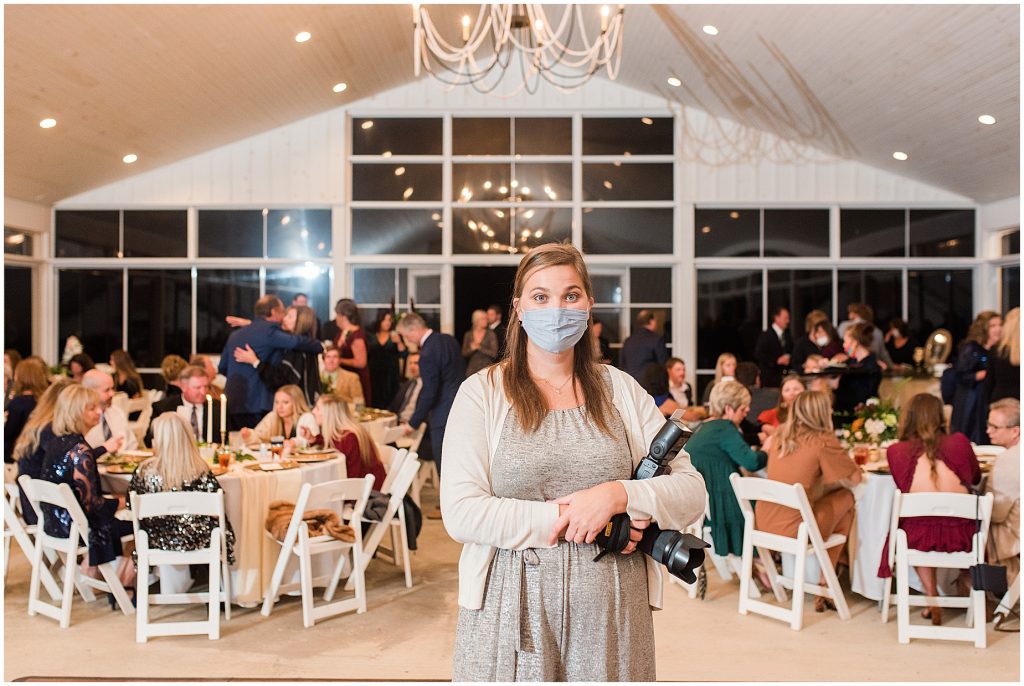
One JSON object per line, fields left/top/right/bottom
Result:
{"left": 59, "top": 77, "right": 967, "bottom": 206}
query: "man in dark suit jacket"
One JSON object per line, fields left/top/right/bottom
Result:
{"left": 487, "top": 304, "right": 508, "bottom": 361}
{"left": 217, "top": 295, "right": 323, "bottom": 430}
{"left": 145, "top": 365, "right": 224, "bottom": 447}
{"left": 396, "top": 313, "right": 465, "bottom": 491}
{"left": 619, "top": 309, "right": 669, "bottom": 382}
{"left": 754, "top": 306, "right": 794, "bottom": 388}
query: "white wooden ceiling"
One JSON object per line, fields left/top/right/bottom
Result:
{"left": 4, "top": 3, "right": 1019, "bottom": 205}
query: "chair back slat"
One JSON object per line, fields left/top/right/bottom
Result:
{"left": 21, "top": 478, "right": 90, "bottom": 540}
{"left": 380, "top": 449, "right": 410, "bottom": 494}
{"left": 129, "top": 490, "right": 225, "bottom": 520}
{"left": 896, "top": 491, "right": 992, "bottom": 522}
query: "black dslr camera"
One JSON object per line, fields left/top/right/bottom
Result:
{"left": 594, "top": 410, "right": 709, "bottom": 583}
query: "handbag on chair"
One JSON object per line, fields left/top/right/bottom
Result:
{"left": 968, "top": 491, "right": 1008, "bottom": 596}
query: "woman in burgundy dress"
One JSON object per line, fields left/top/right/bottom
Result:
{"left": 877, "top": 393, "right": 981, "bottom": 625}
{"left": 332, "top": 299, "right": 372, "bottom": 407}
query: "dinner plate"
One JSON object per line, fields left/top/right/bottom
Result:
{"left": 863, "top": 462, "right": 890, "bottom": 474}
{"left": 244, "top": 459, "right": 300, "bottom": 471}
{"left": 105, "top": 463, "right": 139, "bottom": 474}
{"left": 119, "top": 449, "right": 154, "bottom": 458}
{"left": 210, "top": 465, "right": 228, "bottom": 477}
{"left": 293, "top": 451, "right": 337, "bottom": 463}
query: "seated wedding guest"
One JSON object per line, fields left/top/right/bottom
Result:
{"left": 987, "top": 307, "right": 1020, "bottom": 403}
{"left": 687, "top": 380, "right": 768, "bottom": 561}
{"left": 190, "top": 354, "right": 223, "bottom": 398}
{"left": 128, "top": 413, "right": 235, "bottom": 568}
{"left": 639, "top": 363, "right": 680, "bottom": 418}
{"left": 240, "top": 384, "right": 318, "bottom": 447}
{"left": 985, "top": 398, "right": 1020, "bottom": 585}
{"left": 82, "top": 369, "right": 139, "bottom": 451}
{"left": 232, "top": 304, "right": 323, "bottom": 407}
{"left": 68, "top": 353, "right": 94, "bottom": 383}
{"left": 4, "top": 357, "right": 49, "bottom": 463}
{"left": 146, "top": 365, "right": 221, "bottom": 447}
{"left": 4, "top": 349, "right": 22, "bottom": 403}
{"left": 756, "top": 391, "right": 862, "bottom": 611}
{"left": 834, "top": 322, "right": 882, "bottom": 415}
{"left": 109, "top": 349, "right": 144, "bottom": 399}
{"left": 701, "top": 352, "right": 737, "bottom": 404}
{"left": 305, "top": 393, "right": 385, "bottom": 485}
{"left": 12, "top": 378, "right": 76, "bottom": 525}
{"left": 461, "top": 309, "right": 499, "bottom": 378}
{"left": 884, "top": 318, "right": 918, "bottom": 367}
{"left": 320, "top": 346, "right": 364, "bottom": 404}
{"left": 153, "top": 354, "right": 189, "bottom": 407}
{"left": 757, "top": 374, "right": 806, "bottom": 433}
{"left": 734, "top": 362, "right": 778, "bottom": 445}
{"left": 41, "top": 384, "right": 133, "bottom": 587}
{"left": 877, "top": 393, "right": 980, "bottom": 626}
{"left": 666, "top": 357, "right": 693, "bottom": 408}
{"left": 387, "top": 352, "right": 422, "bottom": 424}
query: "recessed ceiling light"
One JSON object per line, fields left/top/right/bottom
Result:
{"left": 122, "top": 153, "right": 138, "bottom": 164}
{"left": 361, "top": 120, "right": 374, "bottom": 130}
{"left": 394, "top": 166, "right": 406, "bottom": 176}
{"left": 892, "top": 151, "right": 908, "bottom": 161}
{"left": 332, "top": 82, "right": 347, "bottom": 93}
{"left": 295, "top": 31, "right": 311, "bottom": 43}
{"left": 978, "top": 114, "right": 996, "bottom": 125}
{"left": 702, "top": 25, "right": 719, "bottom": 36}
{"left": 667, "top": 76, "right": 682, "bottom": 87}
{"left": 39, "top": 118, "right": 57, "bottom": 129}
{"left": 641, "top": 117, "right": 654, "bottom": 125}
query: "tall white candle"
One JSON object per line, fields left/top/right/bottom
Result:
{"left": 220, "top": 394, "right": 227, "bottom": 434}
{"left": 206, "top": 394, "right": 213, "bottom": 443}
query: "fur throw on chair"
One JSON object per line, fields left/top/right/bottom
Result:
{"left": 265, "top": 501, "right": 356, "bottom": 543}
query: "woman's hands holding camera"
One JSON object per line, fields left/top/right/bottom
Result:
{"left": 549, "top": 481, "right": 637, "bottom": 547}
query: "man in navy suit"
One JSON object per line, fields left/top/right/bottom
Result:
{"left": 218, "top": 295, "right": 323, "bottom": 430}
{"left": 619, "top": 309, "right": 669, "bottom": 382}
{"left": 396, "top": 312, "right": 464, "bottom": 514}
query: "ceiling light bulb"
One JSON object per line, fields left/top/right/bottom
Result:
{"left": 332, "top": 83, "right": 348, "bottom": 93}
{"left": 382, "top": 151, "right": 392, "bottom": 158}
{"left": 281, "top": 215, "right": 291, "bottom": 225}
{"left": 431, "top": 213, "right": 441, "bottom": 221}
{"left": 603, "top": 180, "right": 613, "bottom": 189}
{"left": 702, "top": 25, "right": 718, "bottom": 36}
{"left": 403, "top": 187, "right": 414, "bottom": 199}
{"left": 499, "top": 185, "right": 508, "bottom": 194}
{"left": 641, "top": 117, "right": 653, "bottom": 125}
{"left": 520, "top": 187, "right": 530, "bottom": 195}
{"left": 361, "top": 120, "right": 374, "bottom": 130}
{"left": 483, "top": 180, "right": 492, "bottom": 190}
{"left": 395, "top": 166, "right": 406, "bottom": 176}
{"left": 729, "top": 211, "right": 740, "bottom": 219}
{"left": 978, "top": 114, "right": 996, "bottom": 125}
{"left": 122, "top": 153, "right": 138, "bottom": 164}
{"left": 295, "top": 31, "right": 311, "bottom": 43}
{"left": 667, "top": 77, "right": 681, "bottom": 87}
{"left": 39, "top": 118, "right": 56, "bottom": 129}
{"left": 701, "top": 226, "right": 711, "bottom": 234}
{"left": 892, "top": 151, "right": 908, "bottom": 161}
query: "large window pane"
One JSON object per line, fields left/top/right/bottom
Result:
{"left": 4, "top": 266, "right": 32, "bottom": 357}
{"left": 592, "top": 308, "right": 623, "bottom": 343}
{"left": 582, "top": 117, "right": 673, "bottom": 155}
{"left": 453, "top": 118, "right": 510, "bottom": 155}
{"left": 631, "top": 267, "right": 672, "bottom": 303}
{"left": 1002, "top": 266, "right": 1020, "bottom": 313}
{"left": 908, "top": 269, "right": 973, "bottom": 350}
{"left": 514, "top": 117, "right": 571, "bottom": 155}
{"left": 196, "top": 270, "right": 259, "bottom": 354}
{"left": 198, "top": 210, "right": 263, "bottom": 258}
{"left": 58, "top": 269, "right": 123, "bottom": 362}
{"left": 123, "top": 210, "right": 187, "bottom": 258}
{"left": 583, "top": 163, "right": 673, "bottom": 201}
{"left": 351, "top": 118, "right": 442, "bottom": 155}
{"left": 266, "top": 209, "right": 332, "bottom": 259}
{"left": 697, "top": 269, "right": 763, "bottom": 368}
{"left": 837, "top": 270, "right": 902, "bottom": 335}
{"left": 908, "top": 209, "right": 975, "bottom": 257}
{"left": 582, "top": 208, "right": 673, "bottom": 254}
{"left": 127, "top": 270, "right": 192, "bottom": 368}
{"left": 265, "top": 267, "right": 332, "bottom": 324}
{"left": 352, "top": 164, "right": 442, "bottom": 201}
{"left": 767, "top": 270, "right": 833, "bottom": 339}
{"left": 591, "top": 275, "right": 623, "bottom": 304}
{"left": 840, "top": 209, "right": 904, "bottom": 257}
{"left": 410, "top": 271, "right": 441, "bottom": 305}
{"left": 1002, "top": 229, "right": 1020, "bottom": 256}
{"left": 514, "top": 164, "right": 572, "bottom": 201}
{"left": 453, "top": 163, "right": 511, "bottom": 202}
{"left": 4, "top": 228, "right": 33, "bottom": 256}
{"left": 453, "top": 208, "right": 511, "bottom": 254}
{"left": 351, "top": 209, "right": 442, "bottom": 255}
{"left": 55, "top": 210, "right": 119, "bottom": 258}
{"left": 632, "top": 306, "right": 672, "bottom": 344}
{"left": 515, "top": 208, "right": 571, "bottom": 252}
{"left": 763, "top": 209, "right": 829, "bottom": 257}
{"left": 695, "top": 208, "right": 759, "bottom": 257}
{"left": 353, "top": 268, "right": 398, "bottom": 305}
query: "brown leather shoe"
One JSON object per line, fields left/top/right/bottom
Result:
{"left": 425, "top": 508, "right": 443, "bottom": 520}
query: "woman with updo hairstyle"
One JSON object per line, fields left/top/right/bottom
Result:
{"left": 834, "top": 321, "right": 882, "bottom": 415}
{"left": 951, "top": 310, "right": 1002, "bottom": 444}
{"left": 367, "top": 309, "right": 407, "bottom": 408}
{"left": 331, "top": 299, "right": 371, "bottom": 406}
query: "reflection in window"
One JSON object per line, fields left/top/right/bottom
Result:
{"left": 127, "top": 270, "right": 192, "bottom": 368}
{"left": 55, "top": 210, "right": 119, "bottom": 258}
{"left": 352, "top": 164, "right": 442, "bottom": 201}
{"left": 695, "top": 209, "right": 759, "bottom": 257}
{"left": 267, "top": 209, "right": 332, "bottom": 259}
{"left": 908, "top": 210, "right": 974, "bottom": 257}
{"left": 696, "top": 269, "right": 763, "bottom": 368}
{"left": 353, "top": 268, "right": 398, "bottom": 305}
{"left": 1002, "top": 266, "right": 1020, "bottom": 312}
{"left": 516, "top": 208, "right": 571, "bottom": 252}
{"left": 767, "top": 270, "right": 833, "bottom": 339}
{"left": 354, "top": 267, "right": 441, "bottom": 310}
{"left": 198, "top": 210, "right": 264, "bottom": 258}
{"left": 351, "top": 118, "right": 442, "bottom": 155}
{"left": 591, "top": 275, "right": 623, "bottom": 304}
{"left": 351, "top": 210, "right": 442, "bottom": 255}
{"left": 513, "top": 164, "right": 572, "bottom": 201}
{"left": 837, "top": 270, "right": 901, "bottom": 336}
{"left": 453, "top": 118, "right": 510, "bottom": 156}
{"left": 266, "top": 266, "right": 332, "bottom": 324}
{"left": 5, "top": 266, "right": 32, "bottom": 356}
{"left": 583, "top": 163, "right": 673, "bottom": 201}
{"left": 582, "top": 117, "right": 673, "bottom": 155}
{"left": 196, "top": 270, "right": 260, "bottom": 354}
{"left": 592, "top": 309, "right": 623, "bottom": 343}
{"left": 583, "top": 208, "right": 673, "bottom": 254}
{"left": 123, "top": 210, "right": 187, "bottom": 258}
{"left": 908, "top": 269, "right": 973, "bottom": 350}
{"left": 58, "top": 269, "right": 123, "bottom": 362}
{"left": 514, "top": 118, "right": 572, "bottom": 155}
{"left": 763, "top": 209, "right": 829, "bottom": 257}
{"left": 631, "top": 268, "right": 672, "bottom": 303}
{"left": 4, "top": 228, "right": 33, "bottom": 256}
{"left": 453, "top": 208, "right": 511, "bottom": 254}
{"left": 452, "top": 164, "right": 511, "bottom": 202}
{"left": 1002, "top": 229, "right": 1020, "bottom": 256}
{"left": 840, "top": 209, "right": 905, "bottom": 257}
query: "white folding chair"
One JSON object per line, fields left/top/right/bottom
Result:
{"left": 993, "top": 574, "right": 1019, "bottom": 628}
{"left": 19, "top": 476, "right": 135, "bottom": 627}
{"left": 880, "top": 490, "right": 992, "bottom": 647}
{"left": 110, "top": 391, "right": 130, "bottom": 418}
{"left": 129, "top": 490, "right": 231, "bottom": 642}
{"left": 4, "top": 482, "right": 62, "bottom": 600}
{"left": 730, "top": 473, "right": 851, "bottom": 630}
{"left": 402, "top": 425, "right": 433, "bottom": 507}
{"left": 360, "top": 457, "right": 421, "bottom": 589}
{"left": 378, "top": 447, "right": 410, "bottom": 495}
{"left": 129, "top": 392, "right": 157, "bottom": 446}
{"left": 261, "top": 474, "right": 375, "bottom": 627}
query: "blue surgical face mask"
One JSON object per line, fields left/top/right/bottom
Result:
{"left": 519, "top": 307, "right": 590, "bottom": 354}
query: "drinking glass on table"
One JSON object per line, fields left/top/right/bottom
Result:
{"left": 852, "top": 443, "right": 870, "bottom": 465}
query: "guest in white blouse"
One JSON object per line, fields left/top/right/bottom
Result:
{"left": 985, "top": 398, "right": 1020, "bottom": 584}
{"left": 82, "top": 369, "right": 137, "bottom": 451}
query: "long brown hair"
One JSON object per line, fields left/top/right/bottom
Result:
{"left": 11, "top": 358, "right": 49, "bottom": 398}
{"left": 964, "top": 310, "right": 1000, "bottom": 347}
{"left": 291, "top": 305, "right": 318, "bottom": 339}
{"left": 13, "top": 377, "right": 74, "bottom": 461}
{"left": 495, "top": 242, "right": 615, "bottom": 437}
{"left": 897, "top": 393, "right": 947, "bottom": 483}
{"left": 110, "top": 349, "right": 144, "bottom": 397}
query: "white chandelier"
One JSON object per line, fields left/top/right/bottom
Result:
{"left": 412, "top": 4, "right": 625, "bottom": 97}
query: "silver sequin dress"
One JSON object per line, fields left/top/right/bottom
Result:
{"left": 452, "top": 372, "right": 656, "bottom": 681}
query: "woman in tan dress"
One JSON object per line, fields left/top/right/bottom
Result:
{"left": 755, "top": 390, "right": 863, "bottom": 612}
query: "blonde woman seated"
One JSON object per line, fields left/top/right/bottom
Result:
{"left": 240, "top": 384, "right": 319, "bottom": 448}
{"left": 755, "top": 391, "right": 863, "bottom": 612}
{"left": 701, "top": 352, "right": 738, "bottom": 405}
{"left": 128, "top": 413, "right": 236, "bottom": 570}
{"left": 305, "top": 393, "right": 386, "bottom": 485}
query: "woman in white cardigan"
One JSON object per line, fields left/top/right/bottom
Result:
{"left": 441, "top": 243, "right": 706, "bottom": 681}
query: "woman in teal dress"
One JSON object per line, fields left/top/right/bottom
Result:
{"left": 687, "top": 380, "right": 767, "bottom": 557}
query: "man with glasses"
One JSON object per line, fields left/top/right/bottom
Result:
{"left": 985, "top": 398, "right": 1020, "bottom": 590}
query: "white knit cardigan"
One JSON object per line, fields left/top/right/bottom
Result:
{"left": 440, "top": 364, "right": 708, "bottom": 610}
